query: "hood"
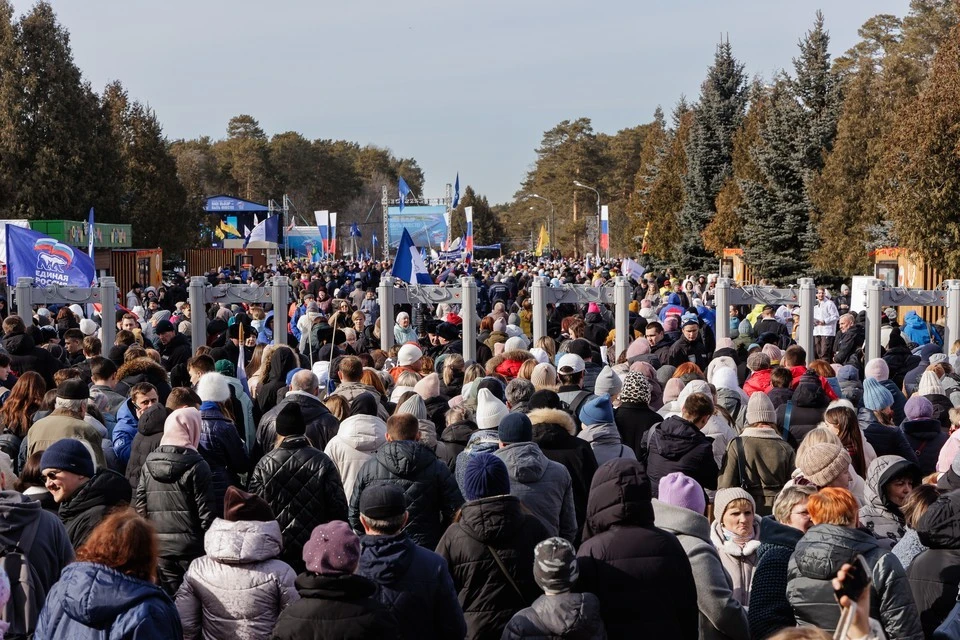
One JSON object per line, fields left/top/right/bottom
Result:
{"left": 792, "top": 523, "right": 880, "bottom": 580}
{"left": 0, "top": 332, "right": 35, "bottom": 355}
{"left": 901, "top": 417, "right": 942, "bottom": 439}
{"left": 464, "top": 429, "right": 501, "bottom": 455}
{"left": 116, "top": 358, "right": 169, "bottom": 385}
{"left": 458, "top": 495, "right": 525, "bottom": 545}
{"left": 143, "top": 446, "right": 205, "bottom": 483}
{"left": 904, "top": 311, "right": 925, "bottom": 330}
{"left": 528, "top": 408, "right": 576, "bottom": 436}
{"left": 204, "top": 517, "right": 284, "bottom": 564}
{"left": 60, "top": 469, "right": 132, "bottom": 519}
{"left": 359, "top": 533, "right": 415, "bottom": 583}
{"left": 337, "top": 414, "right": 387, "bottom": 452}
{"left": 758, "top": 515, "right": 803, "bottom": 549}
{"left": 496, "top": 441, "right": 549, "bottom": 484}
{"left": 60, "top": 562, "right": 169, "bottom": 627}
{"left": 651, "top": 498, "right": 711, "bottom": 543}
{"left": 917, "top": 490, "right": 960, "bottom": 549}
{"left": 417, "top": 419, "right": 438, "bottom": 451}
{"left": 529, "top": 592, "right": 604, "bottom": 638}
{"left": 583, "top": 458, "right": 654, "bottom": 540}
{"left": 578, "top": 422, "right": 622, "bottom": 445}
{"left": 864, "top": 455, "right": 920, "bottom": 513}
{"left": 793, "top": 370, "right": 829, "bottom": 408}
{"left": 264, "top": 348, "right": 299, "bottom": 386}
{"left": 650, "top": 415, "right": 707, "bottom": 461}
{"left": 0, "top": 491, "right": 43, "bottom": 539}
{"left": 376, "top": 440, "right": 433, "bottom": 477}
{"left": 137, "top": 405, "right": 168, "bottom": 437}
{"left": 439, "top": 420, "right": 476, "bottom": 446}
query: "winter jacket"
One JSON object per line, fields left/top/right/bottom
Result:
{"left": 256, "top": 348, "right": 300, "bottom": 416}
{"left": 494, "top": 442, "right": 577, "bottom": 544}
{"left": 0, "top": 490, "right": 73, "bottom": 600}
{"left": 269, "top": 572, "right": 399, "bottom": 640}
{"left": 860, "top": 411, "right": 919, "bottom": 465}
{"left": 651, "top": 499, "right": 749, "bottom": 640}
{"left": 115, "top": 358, "right": 173, "bottom": 404}
{"left": 614, "top": 402, "right": 661, "bottom": 456}
{"left": 248, "top": 436, "right": 348, "bottom": 573}
{"left": 667, "top": 336, "right": 708, "bottom": 370}
{"left": 743, "top": 369, "right": 773, "bottom": 397}
{"left": 454, "top": 429, "right": 502, "bottom": 494}
{"left": 356, "top": 533, "right": 466, "bottom": 640}
{"left": 840, "top": 379, "right": 864, "bottom": 408}
{"left": 578, "top": 421, "right": 636, "bottom": 467}
{"left": 529, "top": 408, "right": 598, "bottom": 535}
{"left": 254, "top": 391, "right": 340, "bottom": 461}
{"left": 833, "top": 324, "right": 865, "bottom": 367}
{"left": 176, "top": 518, "right": 300, "bottom": 640}
{"left": 900, "top": 416, "right": 947, "bottom": 475}
{"left": 199, "top": 402, "right": 251, "bottom": 518}
{"left": 135, "top": 445, "right": 216, "bottom": 594}
{"left": 645, "top": 415, "right": 719, "bottom": 499}
{"left": 35, "top": 562, "right": 183, "bottom": 640}
{"left": 904, "top": 344, "right": 943, "bottom": 396}
{"left": 58, "top": 468, "right": 132, "bottom": 548}
{"left": 577, "top": 459, "right": 698, "bottom": 640}
{"left": 113, "top": 399, "right": 140, "bottom": 469}
{"left": 924, "top": 392, "right": 954, "bottom": 432}
{"left": 330, "top": 382, "right": 390, "bottom": 421}
{"left": 709, "top": 520, "right": 760, "bottom": 607}
{"left": 859, "top": 455, "right": 920, "bottom": 546}
{"left": 436, "top": 495, "right": 549, "bottom": 640}
{"left": 0, "top": 331, "right": 62, "bottom": 387}
{"left": 786, "top": 523, "right": 923, "bottom": 639}
{"left": 717, "top": 428, "right": 795, "bottom": 517}
{"left": 158, "top": 332, "right": 192, "bottom": 372}
{"left": 902, "top": 311, "right": 939, "bottom": 348}
{"left": 748, "top": 516, "right": 804, "bottom": 640}
{"left": 437, "top": 419, "right": 476, "bottom": 472}
{"left": 125, "top": 405, "right": 168, "bottom": 489}
{"left": 502, "top": 593, "right": 606, "bottom": 640}
{"left": 323, "top": 414, "right": 386, "bottom": 503}
{"left": 348, "top": 440, "right": 464, "bottom": 550}
{"left": 775, "top": 374, "right": 829, "bottom": 447}
{"left": 892, "top": 528, "right": 926, "bottom": 571}
{"left": 27, "top": 413, "right": 107, "bottom": 469}
{"left": 883, "top": 346, "right": 919, "bottom": 390}
{"left": 908, "top": 489, "right": 960, "bottom": 636}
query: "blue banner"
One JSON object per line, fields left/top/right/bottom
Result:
{"left": 6, "top": 225, "right": 96, "bottom": 287}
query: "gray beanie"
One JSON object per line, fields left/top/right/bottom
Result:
{"left": 594, "top": 366, "right": 622, "bottom": 397}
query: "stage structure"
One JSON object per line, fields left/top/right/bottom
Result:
{"left": 381, "top": 185, "right": 454, "bottom": 260}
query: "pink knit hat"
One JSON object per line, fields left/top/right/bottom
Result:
{"left": 663, "top": 378, "right": 685, "bottom": 403}
{"left": 414, "top": 372, "right": 440, "bottom": 400}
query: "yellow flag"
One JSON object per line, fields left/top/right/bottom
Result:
{"left": 535, "top": 224, "right": 548, "bottom": 256}
{"left": 213, "top": 225, "right": 225, "bottom": 240}
{"left": 640, "top": 222, "right": 651, "bottom": 255}
{"left": 219, "top": 220, "right": 242, "bottom": 237}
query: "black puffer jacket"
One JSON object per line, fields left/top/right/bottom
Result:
{"left": 0, "top": 331, "right": 62, "bottom": 387}
{"left": 256, "top": 348, "right": 299, "bottom": 416}
{"left": 775, "top": 370, "right": 829, "bottom": 447}
{"left": 577, "top": 458, "right": 699, "bottom": 640}
{"left": 348, "top": 440, "right": 464, "bottom": 550}
{"left": 909, "top": 490, "right": 960, "bottom": 637}
{"left": 786, "top": 523, "right": 922, "bottom": 639}
{"left": 270, "top": 573, "right": 399, "bottom": 640}
{"left": 436, "top": 495, "right": 549, "bottom": 640}
{"left": 437, "top": 419, "right": 476, "bottom": 472}
{"left": 900, "top": 416, "right": 947, "bottom": 475}
{"left": 884, "top": 346, "right": 919, "bottom": 390}
{"left": 254, "top": 392, "right": 340, "bottom": 462}
{"left": 248, "top": 435, "right": 348, "bottom": 573}
{"left": 157, "top": 332, "right": 192, "bottom": 372}
{"left": 134, "top": 445, "right": 215, "bottom": 593}
{"left": 645, "top": 415, "right": 718, "bottom": 498}
{"left": 529, "top": 408, "right": 598, "bottom": 534}
{"left": 58, "top": 469, "right": 132, "bottom": 548}
{"left": 125, "top": 404, "right": 169, "bottom": 490}
{"left": 614, "top": 402, "right": 661, "bottom": 455}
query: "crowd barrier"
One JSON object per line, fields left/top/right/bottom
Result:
{"left": 14, "top": 277, "right": 117, "bottom": 356}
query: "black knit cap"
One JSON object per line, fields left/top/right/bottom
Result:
{"left": 57, "top": 379, "right": 89, "bottom": 400}
{"left": 275, "top": 402, "right": 305, "bottom": 437}
{"left": 360, "top": 484, "right": 407, "bottom": 519}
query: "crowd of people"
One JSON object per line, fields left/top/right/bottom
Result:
{"left": 0, "top": 257, "right": 956, "bottom": 639}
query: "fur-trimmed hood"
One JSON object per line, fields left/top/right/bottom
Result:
{"left": 117, "top": 357, "right": 169, "bottom": 384}
{"left": 485, "top": 349, "right": 534, "bottom": 378}
{"left": 528, "top": 407, "right": 576, "bottom": 436}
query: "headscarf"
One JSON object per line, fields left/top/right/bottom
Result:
{"left": 160, "top": 407, "right": 202, "bottom": 450}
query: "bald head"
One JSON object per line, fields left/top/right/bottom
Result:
{"left": 291, "top": 370, "right": 320, "bottom": 394}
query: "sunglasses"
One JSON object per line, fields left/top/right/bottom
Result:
{"left": 43, "top": 470, "right": 62, "bottom": 482}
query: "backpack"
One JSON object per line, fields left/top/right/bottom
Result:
{"left": 0, "top": 514, "right": 43, "bottom": 640}
{"left": 0, "top": 430, "right": 21, "bottom": 470}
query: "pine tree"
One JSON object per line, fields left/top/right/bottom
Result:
{"left": 625, "top": 107, "right": 667, "bottom": 252}
{"left": 792, "top": 11, "right": 842, "bottom": 173}
{"left": 640, "top": 101, "right": 692, "bottom": 263}
{"left": 449, "top": 186, "right": 504, "bottom": 251}
{"left": 0, "top": 1, "right": 19, "bottom": 212}
{"left": 882, "top": 17, "right": 960, "bottom": 273}
{"left": 675, "top": 41, "right": 747, "bottom": 273}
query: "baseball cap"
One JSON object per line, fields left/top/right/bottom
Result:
{"left": 557, "top": 353, "right": 585, "bottom": 375}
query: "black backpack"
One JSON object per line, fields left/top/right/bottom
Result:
{"left": 0, "top": 515, "right": 43, "bottom": 640}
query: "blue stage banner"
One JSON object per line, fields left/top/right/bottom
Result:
{"left": 204, "top": 195, "right": 271, "bottom": 213}
{"left": 6, "top": 225, "right": 96, "bottom": 287}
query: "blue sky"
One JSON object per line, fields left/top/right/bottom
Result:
{"left": 19, "top": 1, "right": 910, "bottom": 204}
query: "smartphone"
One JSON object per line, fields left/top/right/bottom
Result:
{"left": 834, "top": 554, "right": 872, "bottom": 604}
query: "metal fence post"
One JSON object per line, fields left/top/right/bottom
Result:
{"left": 798, "top": 278, "right": 816, "bottom": 364}
{"left": 865, "top": 279, "right": 883, "bottom": 364}
{"left": 378, "top": 276, "right": 395, "bottom": 353}
{"left": 531, "top": 277, "right": 547, "bottom": 346}
{"left": 945, "top": 279, "right": 960, "bottom": 355}
{"left": 188, "top": 276, "right": 207, "bottom": 353}
{"left": 614, "top": 277, "right": 630, "bottom": 359}
{"left": 99, "top": 277, "right": 117, "bottom": 355}
{"left": 460, "top": 277, "right": 478, "bottom": 362}
{"left": 15, "top": 278, "right": 33, "bottom": 326}
{"left": 715, "top": 278, "right": 731, "bottom": 342}
{"left": 271, "top": 276, "right": 289, "bottom": 346}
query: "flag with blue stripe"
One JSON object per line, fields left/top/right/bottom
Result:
{"left": 392, "top": 228, "right": 433, "bottom": 284}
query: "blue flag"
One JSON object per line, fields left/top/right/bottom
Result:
{"left": 350, "top": 222, "right": 362, "bottom": 238}
{"left": 244, "top": 215, "right": 280, "bottom": 248}
{"left": 392, "top": 228, "right": 433, "bottom": 284}
{"left": 87, "top": 208, "right": 95, "bottom": 260}
{"left": 398, "top": 177, "right": 411, "bottom": 212}
{"left": 6, "top": 225, "right": 96, "bottom": 287}
{"left": 453, "top": 173, "right": 460, "bottom": 209}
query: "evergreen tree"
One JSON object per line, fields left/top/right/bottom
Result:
{"left": 676, "top": 41, "right": 747, "bottom": 273}
{"left": 212, "top": 114, "right": 271, "bottom": 202}
{"left": 792, "top": 11, "right": 842, "bottom": 173}
{"left": 449, "top": 186, "right": 504, "bottom": 250}
{"left": 0, "top": 1, "right": 19, "bottom": 212}
{"left": 625, "top": 107, "right": 667, "bottom": 253}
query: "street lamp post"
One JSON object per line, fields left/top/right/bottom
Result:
{"left": 573, "top": 180, "right": 600, "bottom": 259}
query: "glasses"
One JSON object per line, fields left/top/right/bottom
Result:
{"left": 44, "top": 470, "right": 62, "bottom": 482}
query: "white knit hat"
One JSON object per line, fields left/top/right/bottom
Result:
{"left": 475, "top": 388, "right": 509, "bottom": 430}
{"left": 196, "top": 372, "right": 231, "bottom": 403}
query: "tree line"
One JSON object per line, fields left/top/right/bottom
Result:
{"left": 509, "top": 1, "right": 960, "bottom": 281}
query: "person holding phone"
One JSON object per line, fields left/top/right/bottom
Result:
{"left": 785, "top": 487, "right": 923, "bottom": 639}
